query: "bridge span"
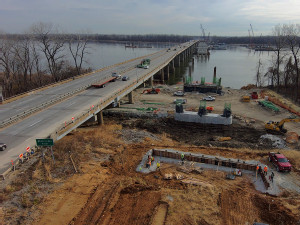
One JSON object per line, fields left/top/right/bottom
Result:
{"left": 0, "top": 40, "right": 198, "bottom": 175}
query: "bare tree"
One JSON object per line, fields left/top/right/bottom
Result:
{"left": 272, "top": 24, "right": 287, "bottom": 91}
{"left": 283, "top": 56, "right": 296, "bottom": 94}
{"left": 31, "top": 22, "right": 66, "bottom": 82}
{"left": 30, "top": 42, "right": 45, "bottom": 86}
{"left": 284, "top": 24, "right": 300, "bottom": 101}
{"left": 12, "top": 35, "right": 33, "bottom": 91}
{"left": 68, "top": 33, "right": 90, "bottom": 76}
{"left": 0, "top": 36, "right": 15, "bottom": 97}
{"left": 255, "top": 59, "right": 263, "bottom": 87}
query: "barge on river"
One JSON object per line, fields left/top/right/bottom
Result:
{"left": 184, "top": 66, "right": 222, "bottom": 94}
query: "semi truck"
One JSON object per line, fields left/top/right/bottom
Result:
{"left": 137, "top": 59, "right": 151, "bottom": 68}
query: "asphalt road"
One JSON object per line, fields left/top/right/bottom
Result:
{"left": 0, "top": 41, "right": 197, "bottom": 174}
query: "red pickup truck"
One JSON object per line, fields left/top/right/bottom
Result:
{"left": 268, "top": 152, "right": 292, "bottom": 172}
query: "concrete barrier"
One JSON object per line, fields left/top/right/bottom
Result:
{"left": 152, "top": 149, "right": 256, "bottom": 172}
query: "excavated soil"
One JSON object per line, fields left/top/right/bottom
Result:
{"left": 1, "top": 118, "right": 300, "bottom": 225}
{"left": 1, "top": 86, "right": 300, "bottom": 225}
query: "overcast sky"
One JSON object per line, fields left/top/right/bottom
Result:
{"left": 1, "top": 0, "right": 300, "bottom": 36}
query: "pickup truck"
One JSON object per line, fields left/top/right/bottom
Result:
{"left": 268, "top": 152, "right": 292, "bottom": 172}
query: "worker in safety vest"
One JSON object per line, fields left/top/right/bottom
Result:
{"left": 181, "top": 153, "right": 185, "bottom": 165}
{"left": 156, "top": 161, "right": 160, "bottom": 171}
{"left": 264, "top": 165, "right": 268, "bottom": 176}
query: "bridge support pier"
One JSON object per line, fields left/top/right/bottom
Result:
{"left": 97, "top": 111, "right": 104, "bottom": 125}
{"left": 177, "top": 55, "right": 181, "bottom": 67}
{"left": 128, "top": 91, "right": 134, "bottom": 104}
{"left": 150, "top": 76, "right": 154, "bottom": 87}
{"left": 171, "top": 60, "right": 175, "bottom": 74}
{"left": 160, "top": 69, "right": 164, "bottom": 83}
{"left": 166, "top": 65, "right": 170, "bottom": 80}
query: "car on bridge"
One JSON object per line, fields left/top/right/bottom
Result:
{"left": 112, "top": 72, "right": 121, "bottom": 79}
{"left": 0, "top": 143, "right": 7, "bottom": 151}
{"left": 122, "top": 76, "right": 130, "bottom": 81}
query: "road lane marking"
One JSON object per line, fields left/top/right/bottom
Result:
{"left": 66, "top": 102, "right": 76, "bottom": 107}
{"left": 28, "top": 120, "right": 42, "bottom": 127}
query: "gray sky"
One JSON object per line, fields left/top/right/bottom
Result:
{"left": 1, "top": 0, "right": 300, "bottom": 36}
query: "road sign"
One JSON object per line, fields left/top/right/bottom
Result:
{"left": 36, "top": 139, "right": 54, "bottom": 146}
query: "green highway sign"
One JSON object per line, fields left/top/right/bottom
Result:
{"left": 36, "top": 139, "right": 54, "bottom": 146}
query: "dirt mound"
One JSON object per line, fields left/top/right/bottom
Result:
{"left": 120, "top": 184, "right": 158, "bottom": 194}
{"left": 253, "top": 194, "right": 299, "bottom": 225}
{"left": 241, "top": 84, "right": 257, "bottom": 90}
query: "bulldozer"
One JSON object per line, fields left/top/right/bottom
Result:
{"left": 265, "top": 117, "right": 300, "bottom": 134}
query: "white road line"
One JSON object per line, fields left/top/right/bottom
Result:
{"left": 66, "top": 102, "right": 76, "bottom": 107}
{"left": 28, "top": 120, "right": 42, "bottom": 127}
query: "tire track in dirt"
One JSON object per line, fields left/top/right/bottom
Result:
{"left": 69, "top": 182, "right": 120, "bottom": 225}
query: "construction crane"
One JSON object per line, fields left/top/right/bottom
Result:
{"left": 265, "top": 117, "right": 300, "bottom": 133}
{"left": 200, "top": 24, "right": 206, "bottom": 40}
{"left": 250, "top": 24, "right": 254, "bottom": 37}
{"left": 250, "top": 24, "right": 255, "bottom": 48}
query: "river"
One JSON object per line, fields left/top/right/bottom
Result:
{"left": 84, "top": 42, "right": 273, "bottom": 89}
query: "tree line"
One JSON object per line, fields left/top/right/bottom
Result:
{"left": 0, "top": 22, "right": 91, "bottom": 98}
{"left": 1, "top": 22, "right": 300, "bottom": 103}
{"left": 255, "top": 24, "right": 300, "bottom": 103}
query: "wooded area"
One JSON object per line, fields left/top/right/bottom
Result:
{"left": 0, "top": 22, "right": 91, "bottom": 98}
{"left": 255, "top": 24, "right": 300, "bottom": 104}
{"left": 1, "top": 22, "right": 300, "bottom": 103}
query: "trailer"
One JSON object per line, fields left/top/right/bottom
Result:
{"left": 91, "top": 77, "right": 118, "bottom": 88}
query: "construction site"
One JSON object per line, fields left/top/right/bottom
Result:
{"left": 1, "top": 84, "right": 300, "bottom": 225}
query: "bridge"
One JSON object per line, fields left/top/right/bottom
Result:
{"left": 0, "top": 40, "right": 199, "bottom": 175}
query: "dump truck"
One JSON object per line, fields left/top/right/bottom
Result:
{"left": 268, "top": 152, "right": 292, "bottom": 172}
{"left": 265, "top": 117, "right": 300, "bottom": 133}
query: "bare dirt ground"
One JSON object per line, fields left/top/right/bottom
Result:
{"left": 1, "top": 86, "right": 300, "bottom": 225}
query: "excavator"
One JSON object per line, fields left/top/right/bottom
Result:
{"left": 265, "top": 117, "right": 300, "bottom": 134}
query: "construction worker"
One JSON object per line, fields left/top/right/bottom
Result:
{"left": 256, "top": 165, "right": 259, "bottom": 171}
{"left": 271, "top": 172, "right": 274, "bottom": 183}
{"left": 151, "top": 156, "right": 154, "bottom": 163}
{"left": 264, "top": 165, "right": 268, "bottom": 176}
{"left": 258, "top": 166, "right": 262, "bottom": 175}
{"left": 156, "top": 161, "right": 160, "bottom": 171}
{"left": 181, "top": 153, "right": 185, "bottom": 165}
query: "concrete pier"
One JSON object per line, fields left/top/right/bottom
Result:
{"left": 174, "top": 112, "right": 232, "bottom": 125}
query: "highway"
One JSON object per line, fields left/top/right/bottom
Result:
{"left": 0, "top": 41, "right": 197, "bottom": 174}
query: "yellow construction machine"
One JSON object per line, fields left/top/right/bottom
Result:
{"left": 241, "top": 96, "right": 250, "bottom": 102}
{"left": 265, "top": 117, "right": 300, "bottom": 133}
